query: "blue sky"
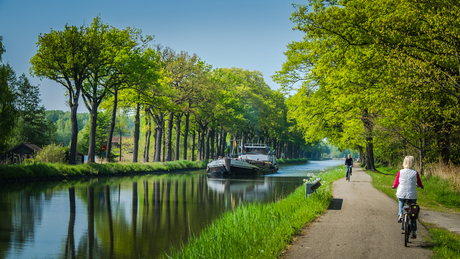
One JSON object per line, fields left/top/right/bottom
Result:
{"left": 0, "top": 0, "right": 303, "bottom": 111}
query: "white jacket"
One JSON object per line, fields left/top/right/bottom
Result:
{"left": 393, "top": 169, "right": 422, "bottom": 200}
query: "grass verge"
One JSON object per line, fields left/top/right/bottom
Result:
{"left": 166, "top": 166, "right": 343, "bottom": 259}
{"left": 366, "top": 165, "right": 460, "bottom": 258}
{"left": 0, "top": 158, "right": 309, "bottom": 182}
{"left": 424, "top": 223, "right": 460, "bottom": 259}
{"left": 365, "top": 165, "right": 460, "bottom": 214}
{"left": 0, "top": 160, "right": 209, "bottom": 181}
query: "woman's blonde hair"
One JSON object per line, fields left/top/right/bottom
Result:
{"left": 403, "top": 156, "right": 414, "bottom": 169}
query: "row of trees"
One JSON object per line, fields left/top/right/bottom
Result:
{"left": 0, "top": 37, "right": 56, "bottom": 152}
{"left": 24, "top": 17, "right": 322, "bottom": 164}
{"left": 274, "top": 0, "right": 460, "bottom": 173}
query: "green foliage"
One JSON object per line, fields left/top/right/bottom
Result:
{"left": 34, "top": 143, "right": 67, "bottom": 163}
{"left": 0, "top": 63, "right": 17, "bottom": 152}
{"left": 44, "top": 110, "right": 89, "bottom": 146}
{"left": 274, "top": 0, "right": 460, "bottom": 168}
{"left": 167, "top": 167, "right": 344, "bottom": 259}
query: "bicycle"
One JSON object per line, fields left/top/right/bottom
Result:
{"left": 400, "top": 203, "right": 420, "bottom": 247}
{"left": 346, "top": 166, "right": 352, "bottom": 182}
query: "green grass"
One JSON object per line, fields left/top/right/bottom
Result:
{"left": 166, "top": 166, "right": 344, "bottom": 259}
{"left": 276, "top": 158, "right": 308, "bottom": 164}
{"left": 0, "top": 158, "right": 309, "bottom": 181}
{"left": 366, "top": 165, "right": 460, "bottom": 258}
{"left": 366, "top": 165, "right": 460, "bottom": 214}
{"left": 0, "top": 160, "right": 209, "bottom": 181}
{"left": 425, "top": 223, "right": 460, "bottom": 259}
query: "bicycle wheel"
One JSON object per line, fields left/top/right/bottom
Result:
{"left": 404, "top": 215, "right": 410, "bottom": 247}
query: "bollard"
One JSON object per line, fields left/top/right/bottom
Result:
{"left": 305, "top": 178, "right": 321, "bottom": 198}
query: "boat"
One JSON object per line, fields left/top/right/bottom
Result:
{"left": 207, "top": 143, "right": 278, "bottom": 177}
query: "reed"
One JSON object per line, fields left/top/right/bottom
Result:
{"left": 166, "top": 167, "right": 344, "bottom": 259}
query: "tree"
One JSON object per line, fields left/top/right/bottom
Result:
{"left": 30, "top": 23, "right": 92, "bottom": 164}
{"left": 0, "top": 62, "right": 17, "bottom": 152}
{"left": 13, "top": 74, "right": 48, "bottom": 146}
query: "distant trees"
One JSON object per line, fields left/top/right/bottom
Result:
{"left": 0, "top": 39, "right": 17, "bottom": 153}
{"left": 24, "top": 16, "right": 320, "bottom": 164}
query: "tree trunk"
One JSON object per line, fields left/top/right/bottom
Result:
{"left": 154, "top": 113, "right": 164, "bottom": 162}
{"left": 183, "top": 113, "right": 190, "bottom": 160}
{"left": 69, "top": 103, "right": 79, "bottom": 165}
{"left": 87, "top": 101, "right": 99, "bottom": 163}
{"left": 106, "top": 87, "right": 118, "bottom": 162}
{"left": 143, "top": 110, "right": 151, "bottom": 163}
{"left": 361, "top": 108, "right": 375, "bottom": 171}
{"left": 210, "top": 128, "right": 215, "bottom": 159}
{"left": 221, "top": 130, "right": 227, "bottom": 157}
{"left": 166, "top": 111, "right": 174, "bottom": 161}
{"left": 358, "top": 146, "right": 364, "bottom": 165}
{"left": 191, "top": 129, "right": 196, "bottom": 161}
{"left": 205, "top": 128, "right": 210, "bottom": 160}
{"left": 175, "top": 113, "right": 182, "bottom": 161}
{"left": 133, "top": 102, "right": 140, "bottom": 163}
{"left": 197, "top": 130, "right": 202, "bottom": 161}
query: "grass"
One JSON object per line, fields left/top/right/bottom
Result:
{"left": 166, "top": 166, "right": 344, "bottom": 259}
{"left": 366, "top": 164, "right": 460, "bottom": 258}
{"left": 425, "top": 223, "right": 460, "bottom": 259}
{"left": 0, "top": 158, "right": 309, "bottom": 181}
{"left": 276, "top": 158, "right": 308, "bottom": 164}
{"left": 0, "top": 160, "right": 209, "bottom": 181}
{"left": 365, "top": 165, "right": 460, "bottom": 214}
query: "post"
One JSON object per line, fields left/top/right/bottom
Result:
{"left": 305, "top": 178, "right": 321, "bottom": 198}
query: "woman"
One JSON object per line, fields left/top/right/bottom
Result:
{"left": 392, "top": 156, "right": 424, "bottom": 239}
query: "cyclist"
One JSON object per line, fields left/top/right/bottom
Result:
{"left": 392, "top": 156, "right": 424, "bottom": 239}
{"left": 344, "top": 154, "right": 353, "bottom": 181}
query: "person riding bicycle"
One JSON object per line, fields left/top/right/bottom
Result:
{"left": 392, "top": 156, "right": 424, "bottom": 239}
{"left": 344, "top": 154, "right": 353, "bottom": 181}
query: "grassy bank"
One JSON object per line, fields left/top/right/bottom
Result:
{"left": 0, "top": 158, "right": 309, "bottom": 182}
{"left": 366, "top": 165, "right": 460, "bottom": 258}
{"left": 276, "top": 158, "right": 308, "bottom": 164}
{"left": 166, "top": 166, "right": 344, "bottom": 259}
{"left": 366, "top": 165, "right": 460, "bottom": 213}
{"left": 0, "top": 160, "right": 209, "bottom": 181}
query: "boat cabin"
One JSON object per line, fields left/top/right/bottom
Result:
{"left": 243, "top": 143, "right": 270, "bottom": 155}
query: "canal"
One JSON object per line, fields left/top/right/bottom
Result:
{"left": 0, "top": 160, "right": 343, "bottom": 259}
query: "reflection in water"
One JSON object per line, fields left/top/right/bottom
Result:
{"left": 0, "top": 161, "right": 338, "bottom": 259}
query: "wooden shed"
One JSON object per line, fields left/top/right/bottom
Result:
{"left": 6, "top": 143, "right": 42, "bottom": 164}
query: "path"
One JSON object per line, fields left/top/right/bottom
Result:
{"left": 280, "top": 166, "right": 433, "bottom": 259}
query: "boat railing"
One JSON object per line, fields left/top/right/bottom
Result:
{"left": 244, "top": 143, "right": 269, "bottom": 148}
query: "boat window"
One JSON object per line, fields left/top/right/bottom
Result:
{"left": 245, "top": 148, "right": 266, "bottom": 154}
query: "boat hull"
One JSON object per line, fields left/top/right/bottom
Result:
{"left": 207, "top": 158, "right": 278, "bottom": 177}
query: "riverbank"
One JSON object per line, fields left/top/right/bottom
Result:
{"left": 366, "top": 165, "right": 460, "bottom": 258}
{"left": 0, "top": 158, "right": 309, "bottom": 182}
{"left": 167, "top": 166, "right": 343, "bottom": 259}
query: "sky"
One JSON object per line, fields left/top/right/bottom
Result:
{"left": 0, "top": 0, "right": 304, "bottom": 112}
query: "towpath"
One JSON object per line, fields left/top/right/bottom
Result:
{"left": 280, "top": 166, "right": 436, "bottom": 259}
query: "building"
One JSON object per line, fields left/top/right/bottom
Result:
{"left": 4, "top": 143, "right": 42, "bottom": 164}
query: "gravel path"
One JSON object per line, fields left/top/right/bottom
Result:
{"left": 280, "top": 166, "right": 433, "bottom": 259}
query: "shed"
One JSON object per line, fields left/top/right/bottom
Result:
{"left": 6, "top": 143, "right": 42, "bottom": 164}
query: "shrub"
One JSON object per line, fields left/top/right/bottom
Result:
{"left": 35, "top": 144, "right": 67, "bottom": 163}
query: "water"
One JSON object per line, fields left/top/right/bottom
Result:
{"left": 0, "top": 160, "right": 342, "bottom": 259}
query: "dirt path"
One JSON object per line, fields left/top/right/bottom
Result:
{"left": 280, "top": 166, "right": 433, "bottom": 259}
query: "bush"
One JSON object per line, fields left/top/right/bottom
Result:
{"left": 35, "top": 144, "right": 67, "bottom": 163}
